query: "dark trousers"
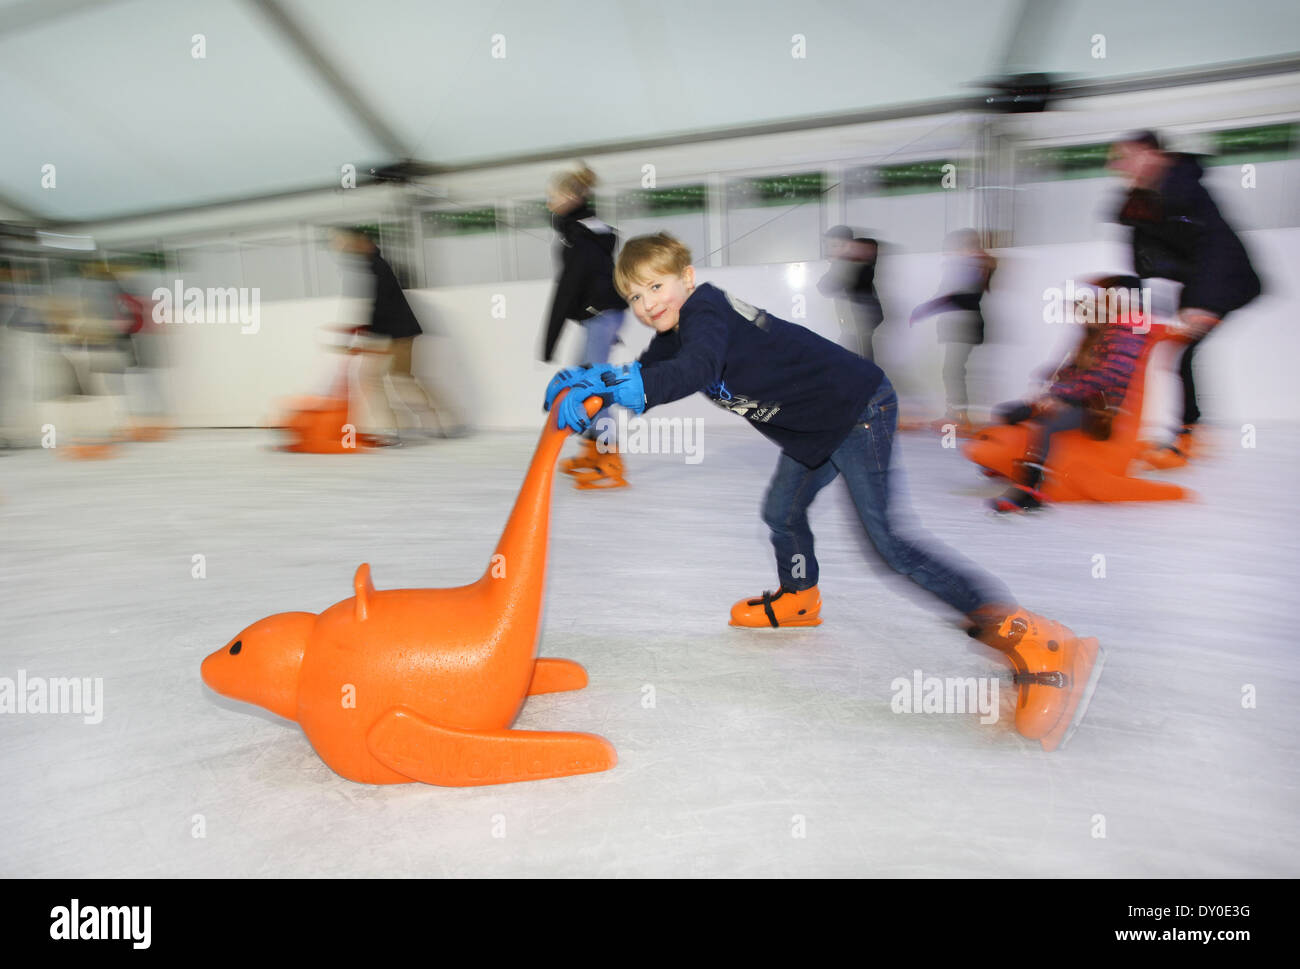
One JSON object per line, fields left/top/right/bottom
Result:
{"left": 761, "top": 376, "right": 1011, "bottom": 616}
{"left": 1026, "top": 402, "right": 1087, "bottom": 465}
{"left": 1178, "top": 333, "right": 1206, "bottom": 427}
{"left": 837, "top": 298, "right": 883, "bottom": 362}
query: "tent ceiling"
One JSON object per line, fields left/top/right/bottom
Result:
{"left": 1, "top": 0, "right": 1297, "bottom": 224}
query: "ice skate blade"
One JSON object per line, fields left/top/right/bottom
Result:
{"left": 572, "top": 476, "right": 628, "bottom": 490}
{"left": 987, "top": 505, "right": 1046, "bottom": 520}
{"left": 1040, "top": 638, "right": 1104, "bottom": 752}
{"left": 728, "top": 617, "right": 823, "bottom": 629}
{"left": 569, "top": 464, "right": 627, "bottom": 489}
{"left": 1137, "top": 448, "right": 1189, "bottom": 471}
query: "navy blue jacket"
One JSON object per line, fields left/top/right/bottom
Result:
{"left": 1116, "top": 154, "right": 1261, "bottom": 317}
{"left": 638, "top": 283, "right": 885, "bottom": 468}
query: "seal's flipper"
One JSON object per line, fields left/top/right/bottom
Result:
{"left": 527, "top": 658, "right": 589, "bottom": 696}
{"left": 367, "top": 707, "right": 616, "bottom": 787}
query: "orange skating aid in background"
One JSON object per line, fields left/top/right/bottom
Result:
{"left": 60, "top": 442, "right": 118, "bottom": 460}
{"left": 276, "top": 327, "right": 386, "bottom": 454}
{"left": 202, "top": 392, "right": 617, "bottom": 786}
{"left": 963, "top": 322, "right": 1191, "bottom": 503}
{"left": 278, "top": 393, "right": 353, "bottom": 454}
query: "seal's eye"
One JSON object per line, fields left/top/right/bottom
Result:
{"left": 229, "top": 640, "right": 242, "bottom": 655}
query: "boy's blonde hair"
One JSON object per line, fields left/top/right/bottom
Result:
{"left": 614, "top": 232, "right": 693, "bottom": 297}
{"left": 550, "top": 163, "right": 597, "bottom": 199}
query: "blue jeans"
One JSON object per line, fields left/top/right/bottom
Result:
{"left": 1027, "top": 400, "right": 1086, "bottom": 464}
{"left": 761, "top": 376, "right": 1011, "bottom": 617}
{"left": 580, "top": 309, "right": 624, "bottom": 439}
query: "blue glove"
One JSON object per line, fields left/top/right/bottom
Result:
{"left": 586, "top": 362, "right": 646, "bottom": 413}
{"left": 553, "top": 362, "right": 646, "bottom": 434}
{"left": 543, "top": 367, "right": 587, "bottom": 411}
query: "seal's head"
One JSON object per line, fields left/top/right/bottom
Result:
{"left": 201, "top": 612, "right": 315, "bottom": 721}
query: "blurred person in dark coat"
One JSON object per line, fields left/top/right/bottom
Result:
{"left": 538, "top": 164, "right": 630, "bottom": 487}
{"left": 908, "top": 229, "right": 995, "bottom": 433}
{"left": 1109, "top": 130, "right": 1261, "bottom": 467}
{"left": 818, "top": 226, "right": 883, "bottom": 361}
{"left": 331, "top": 228, "right": 463, "bottom": 445}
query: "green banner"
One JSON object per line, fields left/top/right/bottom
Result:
{"left": 1017, "top": 143, "right": 1112, "bottom": 180}
{"left": 511, "top": 200, "right": 551, "bottom": 228}
{"left": 728, "top": 172, "right": 825, "bottom": 207}
{"left": 617, "top": 184, "right": 707, "bottom": 218}
{"left": 1209, "top": 123, "right": 1296, "bottom": 164}
{"left": 873, "top": 160, "right": 961, "bottom": 195}
{"left": 422, "top": 208, "right": 499, "bottom": 236}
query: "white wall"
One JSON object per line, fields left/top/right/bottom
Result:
{"left": 12, "top": 227, "right": 1279, "bottom": 438}
{"left": 724, "top": 202, "right": 825, "bottom": 265}
{"left": 847, "top": 188, "right": 978, "bottom": 253}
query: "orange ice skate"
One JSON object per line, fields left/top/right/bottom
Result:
{"left": 975, "top": 609, "right": 1104, "bottom": 751}
{"left": 1137, "top": 427, "right": 1198, "bottom": 470}
{"left": 565, "top": 439, "right": 627, "bottom": 489}
{"left": 730, "top": 586, "right": 823, "bottom": 628}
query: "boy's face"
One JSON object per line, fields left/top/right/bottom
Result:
{"left": 624, "top": 265, "right": 695, "bottom": 333}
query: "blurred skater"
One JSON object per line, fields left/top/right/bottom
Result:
{"left": 817, "top": 226, "right": 883, "bottom": 361}
{"left": 49, "top": 261, "right": 132, "bottom": 447}
{"left": 539, "top": 164, "right": 629, "bottom": 488}
{"left": 1109, "top": 130, "right": 1261, "bottom": 467}
{"left": 988, "top": 275, "right": 1148, "bottom": 513}
{"left": 106, "top": 263, "right": 170, "bottom": 440}
{"left": 908, "top": 229, "right": 995, "bottom": 433}
{"left": 544, "top": 233, "right": 1103, "bottom": 751}
{"left": 331, "top": 228, "right": 463, "bottom": 445}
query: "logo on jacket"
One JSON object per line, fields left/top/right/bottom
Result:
{"left": 705, "top": 379, "right": 781, "bottom": 423}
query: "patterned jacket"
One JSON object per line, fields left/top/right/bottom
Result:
{"left": 1049, "top": 315, "right": 1147, "bottom": 406}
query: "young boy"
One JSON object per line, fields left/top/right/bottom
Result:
{"left": 544, "top": 233, "right": 1102, "bottom": 751}
{"left": 990, "top": 274, "right": 1149, "bottom": 513}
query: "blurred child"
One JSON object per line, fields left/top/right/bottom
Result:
{"left": 908, "top": 229, "right": 995, "bottom": 432}
{"left": 331, "top": 228, "right": 462, "bottom": 445}
{"left": 539, "top": 164, "right": 629, "bottom": 488}
{"left": 989, "top": 274, "right": 1148, "bottom": 513}
{"left": 543, "top": 233, "right": 1103, "bottom": 751}
{"left": 817, "top": 226, "right": 883, "bottom": 361}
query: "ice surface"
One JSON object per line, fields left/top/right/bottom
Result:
{"left": 2, "top": 422, "right": 1297, "bottom": 876}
